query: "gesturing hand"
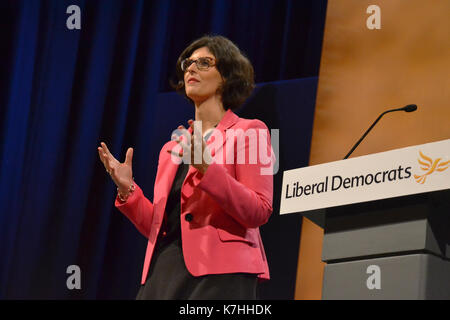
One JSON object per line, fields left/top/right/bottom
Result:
{"left": 98, "top": 142, "right": 134, "bottom": 193}
{"left": 168, "top": 119, "right": 212, "bottom": 174}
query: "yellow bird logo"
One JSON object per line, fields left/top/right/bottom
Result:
{"left": 414, "top": 151, "right": 449, "bottom": 184}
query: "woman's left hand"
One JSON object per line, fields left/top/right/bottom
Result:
{"left": 168, "top": 119, "right": 212, "bottom": 174}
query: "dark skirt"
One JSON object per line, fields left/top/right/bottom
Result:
{"left": 135, "top": 238, "right": 258, "bottom": 300}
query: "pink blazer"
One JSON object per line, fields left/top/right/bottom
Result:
{"left": 115, "top": 109, "right": 274, "bottom": 284}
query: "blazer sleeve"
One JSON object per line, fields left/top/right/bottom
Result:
{"left": 114, "top": 182, "right": 154, "bottom": 238}
{"left": 196, "top": 119, "right": 274, "bottom": 229}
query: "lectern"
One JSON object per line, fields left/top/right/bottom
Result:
{"left": 280, "top": 139, "right": 450, "bottom": 299}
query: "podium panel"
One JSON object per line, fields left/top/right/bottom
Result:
{"left": 322, "top": 191, "right": 450, "bottom": 262}
{"left": 323, "top": 254, "right": 450, "bottom": 300}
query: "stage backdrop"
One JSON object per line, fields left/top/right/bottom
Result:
{"left": 295, "top": 0, "right": 450, "bottom": 299}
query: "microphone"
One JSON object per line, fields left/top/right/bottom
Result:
{"left": 403, "top": 104, "right": 417, "bottom": 112}
{"left": 343, "top": 104, "right": 418, "bottom": 159}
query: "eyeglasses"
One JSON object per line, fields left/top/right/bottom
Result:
{"left": 181, "top": 57, "right": 216, "bottom": 72}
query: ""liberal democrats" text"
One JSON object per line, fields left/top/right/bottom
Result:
{"left": 285, "top": 165, "right": 412, "bottom": 198}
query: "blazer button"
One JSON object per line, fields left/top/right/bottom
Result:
{"left": 185, "top": 213, "right": 193, "bottom": 222}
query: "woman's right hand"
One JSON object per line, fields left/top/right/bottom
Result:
{"left": 98, "top": 142, "right": 134, "bottom": 193}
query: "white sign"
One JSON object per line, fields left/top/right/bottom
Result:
{"left": 280, "top": 139, "right": 450, "bottom": 214}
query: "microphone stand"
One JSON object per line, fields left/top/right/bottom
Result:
{"left": 343, "top": 106, "right": 416, "bottom": 160}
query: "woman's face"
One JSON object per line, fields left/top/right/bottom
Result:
{"left": 183, "top": 47, "right": 224, "bottom": 104}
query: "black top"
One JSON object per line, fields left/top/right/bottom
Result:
{"left": 155, "top": 162, "right": 190, "bottom": 251}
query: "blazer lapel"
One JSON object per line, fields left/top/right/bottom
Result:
{"left": 206, "top": 109, "right": 239, "bottom": 147}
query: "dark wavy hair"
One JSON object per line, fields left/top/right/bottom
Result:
{"left": 172, "top": 35, "right": 255, "bottom": 110}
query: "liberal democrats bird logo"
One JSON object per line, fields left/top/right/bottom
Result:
{"left": 414, "top": 151, "right": 449, "bottom": 184}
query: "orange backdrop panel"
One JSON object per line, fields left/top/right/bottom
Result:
{"left": 295, "top": 0, "right": 450, "bottom": 299}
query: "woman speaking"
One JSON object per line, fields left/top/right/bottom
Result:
{"left": 97, "top": 35, "right": 274, "bottom": 299}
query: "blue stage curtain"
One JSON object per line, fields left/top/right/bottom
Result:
{"left": 0, "top": 0, "right": 326, "bottom": 299}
